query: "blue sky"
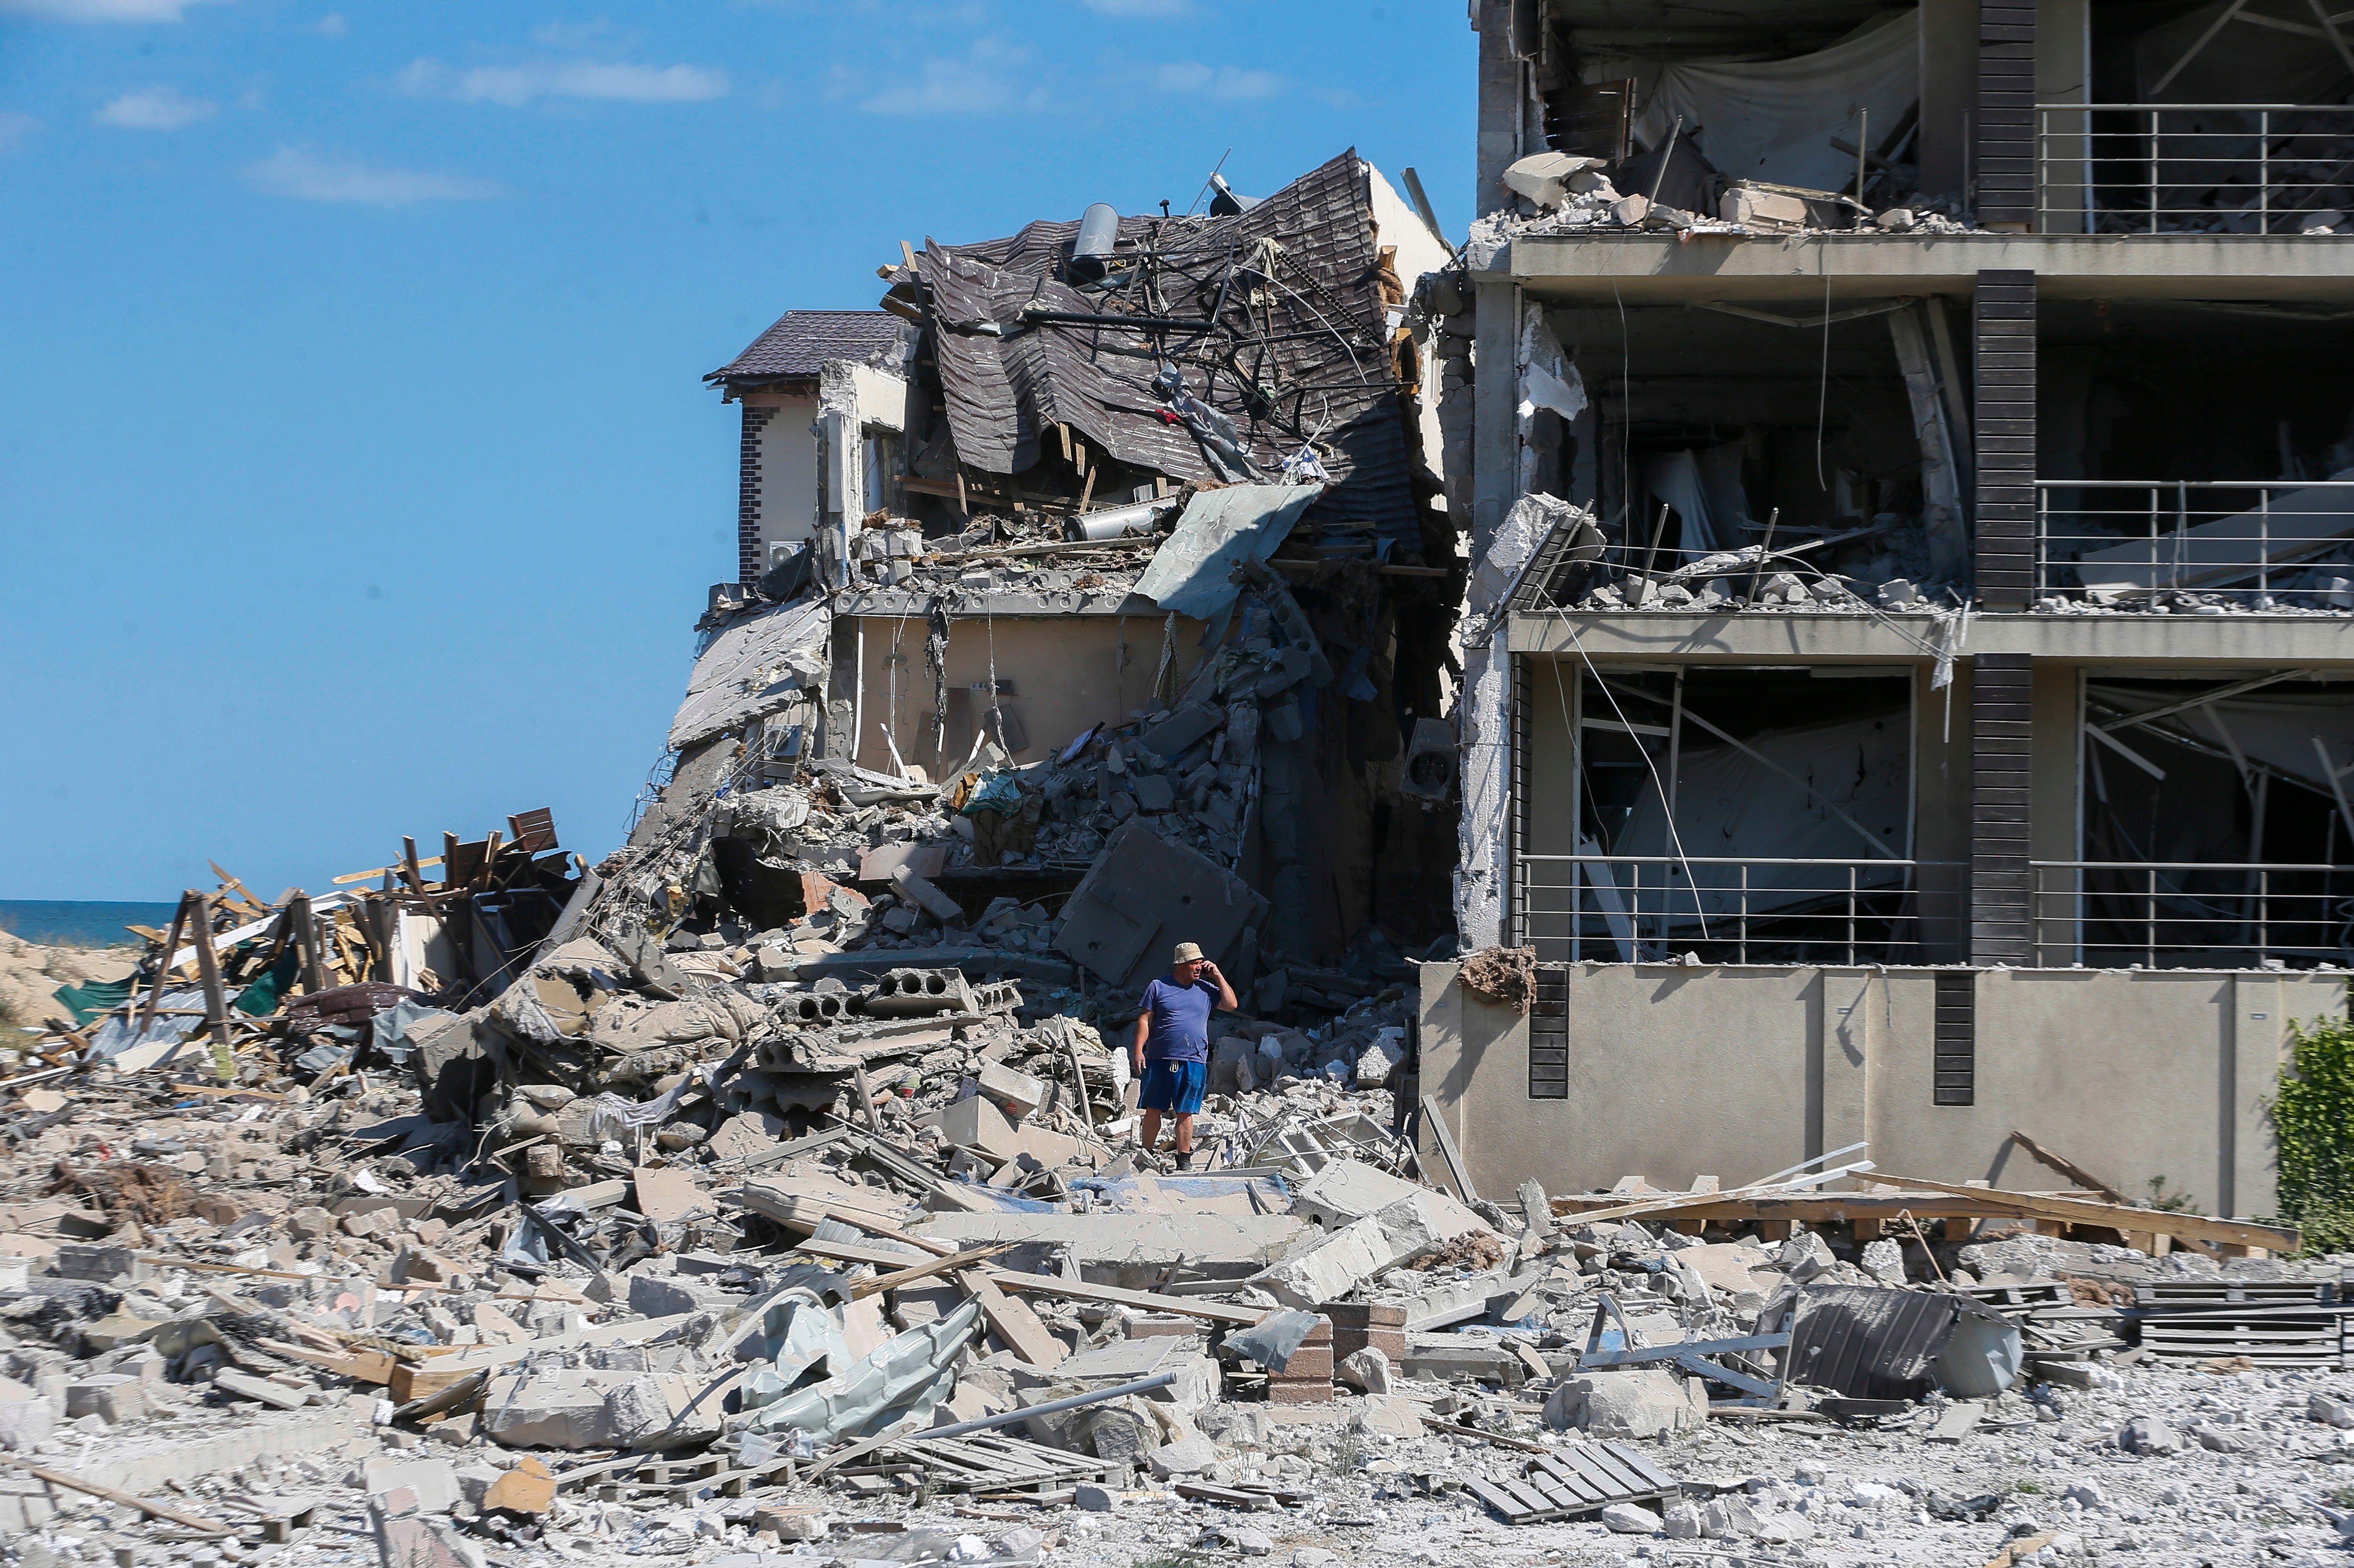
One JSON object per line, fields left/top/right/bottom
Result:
{"left": 0, "top": 0, "right": 1475, "bottom": 904}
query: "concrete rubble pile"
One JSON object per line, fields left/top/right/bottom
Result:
{"left": 1, "top": 912, "right": 2352, "bottom": 1565}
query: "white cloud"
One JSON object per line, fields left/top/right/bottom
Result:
{"left": 0, "top": 111, "right": 39, "bottom": 152}
{"left": 0, "top": 0, "right": 227, "bottom": 20}
{"left": 1153, "top": 61, "right": 1285, "bottom": 99}
{"left": 244, "top": 145, "right": 503, "bottom": 205}
{"left": 396, "top": 56, "right": 727, "bottom": 106}
{"left": 1081, "top": 0, "right": 1191, "bottom": 13}
{"left": 310, "top": 11, "right": 347, "bottom": 36}
{"left": 95, "top": 86, "right": 217, "bottom": 129}
{"left": 861, "top": 39, "right": 1032, "bottom": 115}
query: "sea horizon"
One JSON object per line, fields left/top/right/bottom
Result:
{"left": 0, "top": 900, "right": 176, "bottom": 949}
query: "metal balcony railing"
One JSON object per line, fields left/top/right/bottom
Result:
{"left": 1515, "top": 855, "right": 1965, "bottom": 966}
{"left": 2032, "top": 862, "right": 2354, "bottom": 969}
{"left": 2035, "top": 104, "right": 2354, "bottom": 234}
{"left": 2034, "top": 480, "right": 2354, "bottom": 604}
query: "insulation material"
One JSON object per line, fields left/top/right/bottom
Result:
{"left": 1614, "top": 711, "right": 1911, "bottom": 917}
{"left": 1611, "top": 11, "right": 1919, "bottom": 194}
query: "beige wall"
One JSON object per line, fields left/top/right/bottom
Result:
{"left": 749, "top": 392, "right": 819, "bottom": 554}
{"left": 850, "top": 613, "right": 1206, "bottom": 777}
{"left": 1416, "top": 959, "right": 2346, "bottom": 1218}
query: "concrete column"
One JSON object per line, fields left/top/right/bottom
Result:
{"left": 1978, "top": 2, "right": 2038, "bottom": 229}
{"left": 1971, "top": 653, "right": 2034, "bottom": 963}
{"left": 1474, "top": 0, "right": 1523, "bottom": 215}
{"left": 1918, "top": 0, "right": 1982, "bottom": 202}
{"left": 2226, "top": 975, "right": 2286, "bottom": 1219}
{"left": 1974, "top": 269, "right": 2037, "bottom": 608}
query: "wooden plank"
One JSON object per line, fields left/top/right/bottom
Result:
{"left": 1853, "top": 1171, "right": 2296, "bottom": 1251}
{"left": 0, "top": 1456, "right": 232, "bottom": 1534}
{"left": 983, "top": 1268, "right": 1267, "bottom": 1326}
{"left": 851, "top": 1243, "right": 1017, "bottom": 1301}
{"left": 1466, "top": 1477, "right": 1540, "bottom": 1522}
{"left": 2008, "top": 1131, "right": 2131, "bottom": 1205}
{"left": 959, "top": 1269, "right": 1066, "bottom": 1369}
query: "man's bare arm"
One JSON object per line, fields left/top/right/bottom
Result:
{"left": 1202, "top": 959, "right": 1240, "bottom": 1011}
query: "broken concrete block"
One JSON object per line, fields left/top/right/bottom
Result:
{"left": 926, "top": 1094, "right": 1022, "bottom": 1161}
{"left": 626, "top": 1272, "right": 734, "bottom": 1320}
{"left": 631, "top": 1165, "right": 707, "bottom": 1226}
{"left": 1074, "top": 1483, "right": 1115, "bottom": 1512}
{"left": 1261, "top": 1191, "right": 1496, "bottom": 1308}
{"left": 1603, "top": 1502, "right": 1665, "bottom": 1534}
{"left": 1676, "top": 1241, "right": 1785, "bottom": 1302}
{"left": 890, "top": 865, "right": 965, "bottom": 926}
{"left": 54, "top": 1245, "right": 151, "bottom": 1283}
{"left": 1543, "top": 1369, "right": 1707, "bottom": 1439}
{"left": 976, "top": 1060, "right": 1047, "bottom": 1121}
{"left": 1130, "top": 774, "right": 1176, "bottom": 813}
{"left": 2312, "top": 1392, "right": 2354, "bottom": 1428}
{"left": 1337, "top": 1347, "right": 1393, "bottom": 1394}
{"left": 1719, "top": 185, "right": 1809, "bottom": 229}
{"left": 707, "top": 1110, "right": 785, "bottom": 1163}
{"left": 1663, "top": 1502, "right": 1705, "bottom": 1539}
{"left": 1703, "top": 1496, "right": 1762, "bottom": 1538}
{"left": 0, "top": 1401, "right": 51, "bottom": 1451}
{"left": 2119, "top": 1416, "right": 2180, "bottom": 1454}
{"left": 1353, "top": 1036, "right": 1405, "bottom": 1088}
{"left": 1859, "top": 1237, "right": 1905, "bottom": 1285}
{"left": 63, "top": 1375, "right": 143, "bottom": 1423}
{"left": 214, "top": 1369, "right": 307, "bottom": 1411}
{"left": 1146, "top": 1435, "right": 1221, "bottom": 1478}
{"left": 1500, "top": 151, "right": 1606, "bottom": 209}
{"left": 366, "top": 1456, "right": 461, "bottom": 1515}
{"left": 481, "top": 1369, "right": 622, "bottom": 1450}
{"left": 372, "top": 1497, "right": 487, "bottom": 1568}
{"left": 1352, "top": 1394, "right": 1423, "bottom": 1437}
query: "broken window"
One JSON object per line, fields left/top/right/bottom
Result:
{"left": 1543, "top": 297, "right": 1969, "bottom": 606}
{"left": 1519, "top": 664, "right": 1925, "bottom": 963}
{"left": 2036, "top": 301, "right": 2354, "bottom": 607}
{"left": 2060, "top": 672, "right": 2354, "bottom": 967}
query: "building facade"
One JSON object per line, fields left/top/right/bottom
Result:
{"left": 1426, "top": 0, "right": 2354, "bottom": 1211}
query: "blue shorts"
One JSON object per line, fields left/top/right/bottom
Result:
{"left": 1140, "top": 1059, "right": 1209, "bottom": 1114}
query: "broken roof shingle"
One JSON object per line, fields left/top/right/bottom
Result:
{"left": 915, "top": 150, "right": 1424, "bottom": 549}
{"left": 708, "top": 309, "right": 904, "bottom": 385}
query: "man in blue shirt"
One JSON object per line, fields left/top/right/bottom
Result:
{"left": 1132, "top": 941, "right": 1237, "bottom": 1171}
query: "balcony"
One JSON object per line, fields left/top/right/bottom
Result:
{"left": 2034, "top": 479, "right": 2354, "bottom": 606}
{"left": 2032, "top": 861, "right": 2354, "bottom": 969}
{"left": 1515, "top": 854, "right": 1965, "bottom": 966}
{"left": 2036, "top": 104, "right": 2354, "bottom": 235}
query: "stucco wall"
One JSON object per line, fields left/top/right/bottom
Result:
{"left": 1415, "top": 959, "right": 2346, "bottom": 1218}
{"left": 753, "top": 392, "right": 818, "bottom": 552}
{"left": 848, "top": 613, "right": 1205, "bottom": 777}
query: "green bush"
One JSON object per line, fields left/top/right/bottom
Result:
{"left": 2272, "top": 1016, "right": 2354, "bottom": 1255}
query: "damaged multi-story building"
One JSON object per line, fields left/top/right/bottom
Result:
{"left": 1421, "top": 0, "right": 2354, "bottom": 1220}
{"left": 670, "top": 151, "right": 1460, "bottom": 1024}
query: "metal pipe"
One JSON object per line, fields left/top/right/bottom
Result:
{"left": 909, "top": 1371, "right": 1179, "bottom": 1441}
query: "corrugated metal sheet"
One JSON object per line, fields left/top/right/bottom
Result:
{"left": 915, "top": 150, "right": 1419, "bottom": 546}
{"left": 1782, "top": 1285, "right": 2013, "bottom": 1401}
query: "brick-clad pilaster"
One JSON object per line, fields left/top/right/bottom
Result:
{"left": 1977, "top": 2, "right": 2036, "bottom": 227}
{"left": 1974, "top": 269, "right": 2036, "bottom": 609}
{"left": 1971, "top": 653, "right": 2034, "bottom": 965}
{"left": 737, "top": 404, "right": 777, "bottom": 586}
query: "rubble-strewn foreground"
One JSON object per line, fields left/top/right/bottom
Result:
{"left": 4, "top": 864, "right": 2354, "bottom": 1568}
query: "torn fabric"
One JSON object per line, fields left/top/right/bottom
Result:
{"left": 1613, "top": 11, "right": 1920, "bottom": 195}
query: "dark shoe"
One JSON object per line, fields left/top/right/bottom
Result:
{"left": 1176, "top": 1151, "right": 1195, "bottom": 1171}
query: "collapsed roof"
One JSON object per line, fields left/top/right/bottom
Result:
{"left": 897, "top": 150, "right": 1431, "bottom": 556}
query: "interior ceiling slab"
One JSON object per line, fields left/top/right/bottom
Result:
{"left": 1548, "top": 0, "right": 1903, "bottom": 58}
